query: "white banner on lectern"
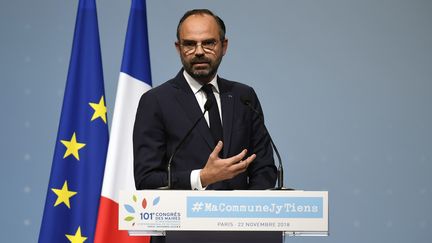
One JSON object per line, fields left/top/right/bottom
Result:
{"left": 119, "top": 190, "right": 328, "bottom": 234}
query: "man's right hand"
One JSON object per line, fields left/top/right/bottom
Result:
{"left": 200, "top": 141, "right": 256, "bottom": 187}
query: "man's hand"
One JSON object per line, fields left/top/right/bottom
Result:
{"left": 200, "top": 141, "right": 256, "bottom": 187}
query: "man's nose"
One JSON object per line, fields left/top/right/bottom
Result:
{"left": 194, "top": 44, "right": 205, "bottom": 56}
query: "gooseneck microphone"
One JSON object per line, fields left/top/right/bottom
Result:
{"left": 167, "top": 99, "right": 213, "bottom": 189}
{"left": 240, "top": 95, "right": 287, "bottom": 190}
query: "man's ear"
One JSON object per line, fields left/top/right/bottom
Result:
{"left": 175, "top": 41, "right": 181, "bottom": 54}
{"left": 222, "top": 38, "right": 228, "bottom": 56}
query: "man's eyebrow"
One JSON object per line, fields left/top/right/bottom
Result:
{"left": 180, "top": 38, "right": 217, "bottom": 42}
{"left": 180, "top": 39, "right": 196, "bottom": 42}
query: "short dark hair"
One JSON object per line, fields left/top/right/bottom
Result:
{"left": 176, "top": 9, "right": 226, "bottom": 41}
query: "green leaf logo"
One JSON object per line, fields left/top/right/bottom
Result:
{"left": 124, "top": 216, "right": 135, "bottom": 222}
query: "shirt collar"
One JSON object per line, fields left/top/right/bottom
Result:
{"left": 183, "top": 70, "right": 220, "bottom": 94}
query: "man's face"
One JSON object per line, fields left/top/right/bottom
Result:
{"left": 176, "top": 14, "right": 228, "bottom": 83}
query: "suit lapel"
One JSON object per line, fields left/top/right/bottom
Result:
{"left": 218, "top": 78, "right": 234, "bottom": 158}
{"left": 172, "top": 71, "right": 215, "bottom": 150}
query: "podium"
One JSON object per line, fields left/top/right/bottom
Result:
{"left": 119, "top": 190, "right": 328, "bottom": 243}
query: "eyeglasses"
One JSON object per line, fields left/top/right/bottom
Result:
{"left": 179, "top": 39, "right": 219, "bottom": 54}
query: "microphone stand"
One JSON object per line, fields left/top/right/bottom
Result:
{"left": 240, "top": 96, "right": 292, "bottom": 190}
{"left": 166, "top": 100, "right": 212, "bottom": 189}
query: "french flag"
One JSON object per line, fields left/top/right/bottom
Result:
{"left": 94, "top": 0, "right": 151, "bottom": 242}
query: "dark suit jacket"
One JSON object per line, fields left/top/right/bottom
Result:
{"left": 133, "top": 70, "right": 277, "bottom": 190}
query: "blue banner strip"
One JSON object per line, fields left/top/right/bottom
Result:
{"left": 187, "top": 197, "right": 323, "bottom": 218}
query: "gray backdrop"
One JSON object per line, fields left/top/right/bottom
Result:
{"left": 1, "top": 0, "right": 431, "bottom": 242}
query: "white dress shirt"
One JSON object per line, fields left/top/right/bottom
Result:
{"left": 183, "top": 70, "right": 222, "bottom": 190}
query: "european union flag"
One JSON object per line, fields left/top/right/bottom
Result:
{"left": 39, "top": 0, "right": 108, "bottom": 242}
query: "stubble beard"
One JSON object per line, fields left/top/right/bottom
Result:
{"left": 181, "top": 55, "right": 223, "bottom": 83}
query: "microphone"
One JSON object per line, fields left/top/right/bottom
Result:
{"left": 166, "top": 99, "right": 213, "bottom": 189}
{"left": 240, "top": 95, "right": 289, "bottom": 190}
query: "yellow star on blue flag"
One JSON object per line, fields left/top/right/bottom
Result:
{"left": 66, "top": 226, "right": 87, "bottom": 243}
{"left": 89, "top": 96, "right": 107, "bottom": 123}
{"left": 61, "top": 132, "right": 86, "bottom": 160}
{"left": 51, "top": 181, "right": 77, "bottom": 209}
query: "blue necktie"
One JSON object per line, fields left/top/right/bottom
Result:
{"left": 201, "top": 84, "right": 223, "bottom": 145}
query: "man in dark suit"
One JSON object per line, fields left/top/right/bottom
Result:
{"left": 133, "top": 9, "right": 277, "bottom": 191}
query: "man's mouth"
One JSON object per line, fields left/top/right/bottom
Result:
{"left": 192, "top": 62, "right": 209, "bottom": 68}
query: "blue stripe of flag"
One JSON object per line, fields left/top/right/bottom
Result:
{"left": 121, "top": 0, "right": 152, "bottom": 86}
